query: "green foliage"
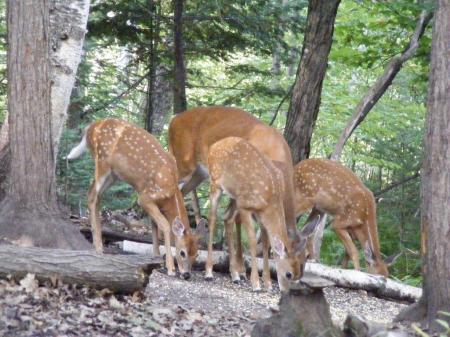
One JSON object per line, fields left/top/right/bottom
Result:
{"left": 0, "top": 0, "right": 431, "bottom": 283}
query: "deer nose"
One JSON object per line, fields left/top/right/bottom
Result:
{"left": 182, "top": 272, "right": 191, "bottom": 280}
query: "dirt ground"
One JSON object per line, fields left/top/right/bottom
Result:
{"left": 0, "top": 268, "right": 409, "bottom": 337}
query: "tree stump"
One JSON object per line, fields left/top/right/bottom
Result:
{"left": 252, "top": 275, "right": 339, "bottom": 337}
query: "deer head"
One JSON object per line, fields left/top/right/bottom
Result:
{"left": 272, "top": 213, "right": 322, "bottom": 292}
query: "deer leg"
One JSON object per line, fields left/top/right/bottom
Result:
{"left": 140, "top": 199, "right": 176, "bottom": 276}
{"left": 226, "top": 200, "right": 246, "bottom": 278}
{"left": 224, "top": 205, "right": 240, "bottom": 283}
{"left": 151, "top": 221, "right": 160, "bottom": 256}
{"left": 190, "top": 189, "right": 202, "bottom": 224}
{"left": 240, "top": 210, "right": 261, "bottom": 292}
{"left": 335, "top": 227, "right": 360, "bottom": 270}
{"left": 87, "top": 168, "right": 114, "bottom": 253}
{"left": 205, "top": 185, "right": 222, "bottom": 280}
{"left": 261, "top": 227, "right": 272, "bottom": 291}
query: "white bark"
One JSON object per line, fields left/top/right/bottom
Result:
{"left": 0, "top": 112, "right": 8, "bottom": 152}
{"left": 50, "top": 0, "right": 90, "bottom": 154}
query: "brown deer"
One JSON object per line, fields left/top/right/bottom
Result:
{"left": 294, "top": 158, "right": 400, "bottom": 276}
{"left": 168, "top": 106, "right": 301, "bottom": 278}
{"left": 67, "top": 119, "right": 198, "bottom": 279}
{"left": 207, "top": 137, "right": 320, "bottom": 291}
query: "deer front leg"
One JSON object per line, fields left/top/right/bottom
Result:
{"left": 205, "top": 185, "right": 222, "bottom": 280}
{"left": 261, "top": 227, "right": 272, "bottom": 291}
{"left": 241, "top": 210, "right": 261, "bottom": 292}
{"left": 141, "top": 200, "right": 176, "bottom": 276}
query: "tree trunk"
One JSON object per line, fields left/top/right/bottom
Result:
{"left": 144, "top": 0, "right": 158, "bottom": 133}
{"left": 0, "top": 112, "right": 8, "bottom": 152}
{"left": 330, "top": 10, "right": 432, "bottom": 160}
{"left": 173, "top": 0, "right": 187, "bottom": 114}
{"left": 50, "top": 0, "right": 91, "bottom": 157}
{"left": 283, "top": 0, "right": 340, "bottom": 164}
{"left": 396, "top": 1, "right": 450, "bottom": 330}
{"left": 0, "top": 245, "right": 163, "bottom": 294}
{"left": 0, "top": 1, "right": 89, "bottom": 249}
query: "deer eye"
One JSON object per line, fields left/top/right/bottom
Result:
{"left": 285, "top": 271, "right": 292, "bottom": 280}
{"left": 180, "top": 250, "right": 186, "bottom": 258}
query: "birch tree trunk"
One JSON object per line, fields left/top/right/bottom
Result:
{"left": 50, "top": 0, "right": 90, "bottom": 157}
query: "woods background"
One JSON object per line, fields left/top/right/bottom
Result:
{"left": 0, "top": 1, "right": 431, "bottom": 285}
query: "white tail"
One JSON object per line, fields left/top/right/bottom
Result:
{"left": 66, "top": 133, "right": 87, "bottom": 160}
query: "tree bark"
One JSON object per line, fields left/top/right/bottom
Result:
{"left": 0, "top": 1, "right": 90, "bottom": 249}
{"left": 283, "top": 0, "right": 341, "bottom": 164}
{"left": 50, "top": 0, "right": 91, "bottom": 157}
{"left": 144, "top": 0, "right": 158, "bottom": 133}
{"left": 0, "top": 245, "right": 163, "bottom": 294}
{"left": 173, "top": 0, "right": 187, "bottom": 114}
{"left": 396, "top": 1, "right": 450, "bottom": 330}
{"left": 330, "top": 10, "right": 432, "bottom": 160}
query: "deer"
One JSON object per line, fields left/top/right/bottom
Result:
{"left": 206, "top": 137, "right": 321, "bottom": 292}
{"left": 66, "top": 119, "right": 199, "bottom": 279}
{"left": 168, "top": 106, "right": 302, "bottom": 279}
{"left": 293, "top": 158, "right": 400, "bottom": 277}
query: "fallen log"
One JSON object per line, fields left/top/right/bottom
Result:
{"left": 0, "top": 245, "right": 163, "bottom": 294}
{"left": 122, "top": 241, "right": 421, "bottom": 302}
{"left": 80, "top": 226, "right": 155, "bottom": 245}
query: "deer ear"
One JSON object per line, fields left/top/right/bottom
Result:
{"left": 295, "top": 237, "right": 308, "bottom": 254}
{"left": 299, "top": 213, "right": 322, "bottom": 237}
{"left": 364, "top": 242, "right": 376, "bottom": 265}
{"left": 172, "top": 217, "right": 185, "bottom": 238}
{"left": 272, "top": 236, "right": 286, "bottom": 258}
{"left": 385, "top": 252, "right": 402, "bottom": 266}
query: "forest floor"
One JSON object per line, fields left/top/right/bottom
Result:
{"left": 0, "top": 268, "right": 410, "bottom": 337}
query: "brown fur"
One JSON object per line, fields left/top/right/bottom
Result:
{"left": 294, "top": 158, "right": 391, "bottom": 276}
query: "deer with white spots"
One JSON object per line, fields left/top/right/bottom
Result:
{"left": 67, "top": 119, "right": 199, "bottom": 279}
{"left": 206, "top": 137, "right": 321, "bottom": 292}
{"left": 294, "top": 158, "right": 400, "bottom": 277}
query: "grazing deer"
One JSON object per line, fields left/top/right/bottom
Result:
{"left": 168, "top": 106, "right": 300, "bottom": 277}
{"left": 294, "top": 158, "right": 400, "bottom": 276}
{"left": 207, "top": 137, "right": 320, "bottom": 291}
{"left": 67, "top": 119, "right": 198, "bottom": 279}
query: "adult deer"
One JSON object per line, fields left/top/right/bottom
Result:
{"left": 168, "top": 106, "right": 300, "bottom": 278}
{"left": 294, "top": 158, "right": 400, "bottom": 276}
{"left": 67, "top": 119, "right": 198, "bottom": 279}
{"left": 207, "top": 137, "right": 320, "bottom": 291}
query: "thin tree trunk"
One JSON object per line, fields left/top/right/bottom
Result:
{"left": 0, "top": 112, "right": 8, "bottom": 152}
{"left": 284, "top": 0, "right": 341, "bottom": 164}
{"left": 330, "top": 10, "right": 432, "bottom": 160}
{"left": 173, "top": 0, "right": 187, "bottom": 114}
{"left": 0, "top": 1, "right": 89, "bottom": 249}
{"left": 396, "top": 1, "right": 450, "bottom": 330}
{"left": 145, "top": 0, "right": 158, "bottom": 133}
{"left": 50, "top": 0, "right": 91, "bottom": 157}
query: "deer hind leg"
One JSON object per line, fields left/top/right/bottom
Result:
{"left": 334, "top": 226, "right": 360, "bottom": 270}
{"left": 205, "top": 184, "right": 222, "bottom": 280}
{"left": 223, "top": 203, "right": 240, "bottom": 283}
{"left": 261, "top": 227, "right": 272, "bottom": 291}
{"left": 88, "top": 164, "right": 115, "bottom": 253}
{"left": 151, "top": 221, "right": 160, "bottom": 256}
{"left": 240, "top": 210, "right": 261, "bottom": 292}
{"left": 225, "top": 200, "right": 246, "bottom": 278}
{"left": 140, "top": 198, "right": 176, "bottom": 276}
